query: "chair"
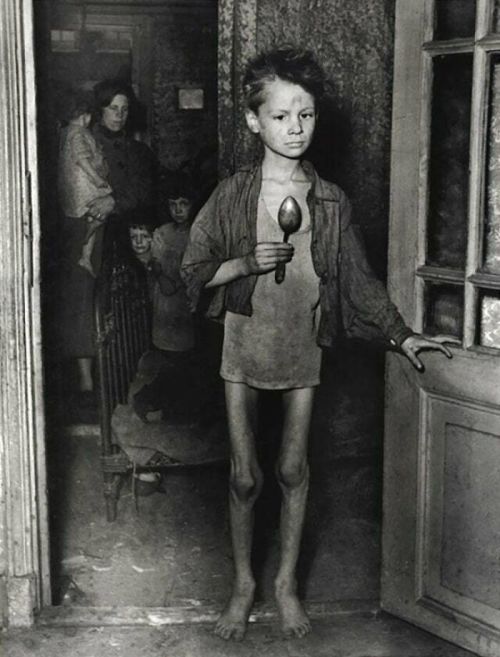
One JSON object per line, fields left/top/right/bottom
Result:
{"left": 94, "top": 235, "right": 151, "bottom": 521}
{"left": 94, "top": 231, "right": 228, "bottom": 521}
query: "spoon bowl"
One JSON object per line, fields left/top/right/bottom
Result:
{"left": 275, "top": 196, "right": 302, "bottom": 284}
{"left": 278, "top": 196, "right": 302, "bottom": 235}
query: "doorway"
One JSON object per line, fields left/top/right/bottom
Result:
{"left": 34, "top": 0, "right": 230, "bottom": 609}
{"left": 33, "top": 0, "right": 388, "bottom": 615}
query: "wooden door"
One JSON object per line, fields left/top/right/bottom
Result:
{"left": 382, "top": 2, "right": 500, "bottom": 656}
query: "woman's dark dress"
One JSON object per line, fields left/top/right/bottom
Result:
{"left": 59, "top": 123, "right": 157, "bottom": 358}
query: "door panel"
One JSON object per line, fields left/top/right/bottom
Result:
{"left": 384, "top": 355, "right": 500, "bottom": 656}
{"left": 383, "top": 1, "right": 500, "bottom": 655}
{"left": 422, "top": 394, "right": 500, "bottom": 623}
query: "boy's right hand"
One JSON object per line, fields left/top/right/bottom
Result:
{"left": 244, "top": 242, "right": 294, "bottom": 275}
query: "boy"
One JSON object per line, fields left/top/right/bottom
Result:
{"left": 151, "top": 177, "right": 197, "bottom": 353}
{"left": 130, "top": 178, "right": 199, "bottom": 422}
{"left": 181, "top": 47, "right": 453, "bottom": 641}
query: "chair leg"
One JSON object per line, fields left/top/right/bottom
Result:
{"left": 103, "top": 473, "right": 121, "bottom": 522}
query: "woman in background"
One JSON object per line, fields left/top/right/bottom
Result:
{"left": 58, "top": 79, "right": 157, "bottom": 408}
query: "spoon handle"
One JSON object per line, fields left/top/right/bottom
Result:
{"left": 275, "top": 263, "right": 286, "bottom": 284}
{"left": 275, "top": 234, "right": 289, "bottom": 284}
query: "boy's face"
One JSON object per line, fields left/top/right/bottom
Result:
{"left": 129, "top": 226, "right": 153, "bottom": 257}
{"left": 245, "top": 77, "right": 316, "bottom": 160}
{"left": 168, "top": 197, "right": 193, "bottom": 225}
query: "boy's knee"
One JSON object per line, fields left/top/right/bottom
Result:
{"left": 230, "top": 468, "right": 262, "bottom": 502}
{"left": 277, "top": 461, "right": 309, "bottom": 490}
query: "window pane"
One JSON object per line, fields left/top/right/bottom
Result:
{"left": 424, "top": 283, "right": 464, "bottom": 338}
{"left": 427, "top": 54, "right": 472, "bottom": 269}
{"left": 478, "top": 290, "right": 500, "bottom": 349}
{"left": 434, "top": 0, "right": 476, "bottom": 40}
{"left": 494, "top": 2, "right": 500, "bottom": 33}
{"left": 484, "top": 55, "right": 500, "bottom": 273}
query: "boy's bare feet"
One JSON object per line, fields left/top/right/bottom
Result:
{"left": 78, "top": 256, "right": 95, "bottom": 277}
{"left": 214, "top": 580, "right": 255, "bottom": 641}
{"left": 275, "top": 580, "right": 311, "bottom": 639}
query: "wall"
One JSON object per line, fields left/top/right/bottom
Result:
{"left": 257, "top": 0, "right": 395, "bottom": 275}
{"left": 37, "top": 1, "right": 218, "bottom": 181}
{"left": 249, "top": 0, "right": 396, "bottom": 461}
{"left": 151, "top": 13, "right": 218, "bottom": 173}
{"left": 214, "top": 0, "right": 398, "bottom": 601}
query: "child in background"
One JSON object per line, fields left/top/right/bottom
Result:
{"left": 181, "top": 47, "right": 454, "bottom": 641}
{"left": 58, "top": 88, "right": 112, "bottom": 276}
{"left": 128, "top": 219, "right": 156, "bottom": 268}
{"left": 129, "top": 177, "right": 198, "bottom": 422}
{"left": 150, "top": 176, "right": 197, "bottom": 353}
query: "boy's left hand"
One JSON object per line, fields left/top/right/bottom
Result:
{"left": 400, "top": 334, "right": 459, "bottom": 372}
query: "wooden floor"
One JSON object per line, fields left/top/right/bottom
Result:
{"left": 47, "top": 433, "right": 382, "bottom": 607}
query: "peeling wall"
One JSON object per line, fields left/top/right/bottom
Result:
{"left": 151, "top": 10, "right": 218, "bottom": 172}
{"left": 224, "top": 0, "right": 396, "bottom": 462}
{"left": 257, "top": 0, "right": 396, "bottom": 274}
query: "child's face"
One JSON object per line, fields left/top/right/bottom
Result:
{"left": 129, "top": 226, "right": 153, "bottom": 257}
{"left": 168, "top": 197, "right": 193, "bottom": 225}
{"left": 245, "top": 78, "right": 316, "bottom": 160}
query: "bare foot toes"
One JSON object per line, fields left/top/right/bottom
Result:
{"left": 214, "top": 584, "right": 255, "bottom": 641}
{"left": 276, "top": 588, "right": 311, "bottom": 639}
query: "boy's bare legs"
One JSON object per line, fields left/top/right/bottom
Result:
{"left": 215, "top": 381, "right": 263, "bottom": 641}
{"left": 275, "top": 386, "right": 314, "bottom": 638}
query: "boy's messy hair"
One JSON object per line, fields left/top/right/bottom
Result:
{"left": 127, "top": 218, "right": 157, "bottom": 234}
{"left": 243, "top": 46, "right": 325, "bottom": 113}
{"left": 56, "top": 87, "right": 94, "bottom": 125}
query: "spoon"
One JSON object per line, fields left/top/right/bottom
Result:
{"left": 275, "top": 195, "right": 302, "bottom": 284}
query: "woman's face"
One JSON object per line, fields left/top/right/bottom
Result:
{"left": 101, "top": 93, "right": 129, "bottom": 132}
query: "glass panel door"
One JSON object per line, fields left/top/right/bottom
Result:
{"left": 417, "top": 0, "right": 500, "bottom": 354}
{"left": 434, "top": 0, "right": 477, "bottom": 39}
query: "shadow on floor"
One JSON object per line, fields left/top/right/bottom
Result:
{"left": 47, "top": 431, "right": 381, "bottom": 608}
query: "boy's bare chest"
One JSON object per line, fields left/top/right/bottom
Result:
{"left": 260, "top": 180, "right": 311, "bottom": 227}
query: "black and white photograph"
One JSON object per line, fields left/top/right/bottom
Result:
{"left": 0, "top": 1, "right": 499, "bottom": 656}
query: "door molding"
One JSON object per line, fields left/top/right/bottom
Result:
{"left": 0, "top": 0, "right": 50, "bottom": 627}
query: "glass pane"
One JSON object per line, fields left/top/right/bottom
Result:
{"left": 494, "top": 2, "right": 500, "bottom": 33}
{"left": 424, "top": 283, "right": 464, "bottom": 338}
{"left": 435, "top": 0, "right": 476, "bottom": 40}
{"left": 427, "top": 54, "right": 473, "bottom": 269}
{"left": 483, "top": 55, "right": 500, "bottom": 273}
{"left": 478, "top": 290, "right": 500, "bottom": 349}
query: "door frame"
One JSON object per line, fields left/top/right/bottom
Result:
{"left": 0, "top": 0, "right": 50, "bottom": 627}
{"left": 0, "top": 0, "right": 260, "bottom": 628}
